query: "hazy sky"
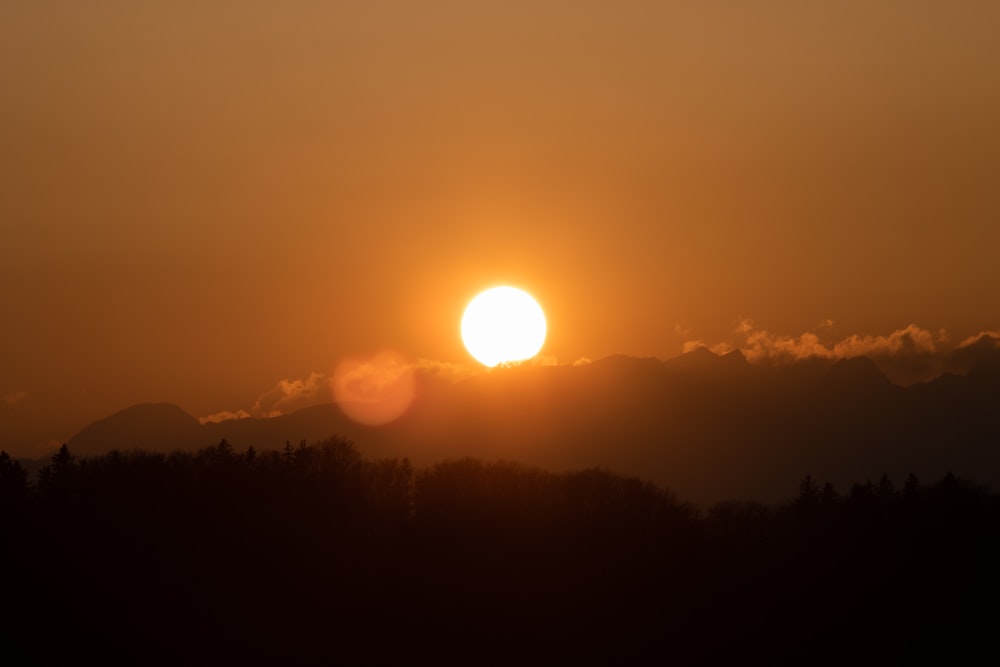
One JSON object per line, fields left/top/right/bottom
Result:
{"left": 3, "top": 2, "right": 999, "bottom": 453}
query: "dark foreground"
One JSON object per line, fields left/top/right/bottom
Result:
{"left": 2, "top": 439, "right": 998, "bottom": 664}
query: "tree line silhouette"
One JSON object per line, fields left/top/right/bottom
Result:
{"left": 2, "top": 438, "right": 998, "bottom": 663}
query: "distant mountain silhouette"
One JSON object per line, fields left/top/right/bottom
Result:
{"left": 950, "top": 333, "right": 1000, "bottom": 377}
{"left": 66, "top": 349, "right": 1000, "bottom": 504}
{"left": 825, "top": 355, "right": 894, "bottom": 390}
{"left": 663, "top": 346, "right": 750, "bottom": 378}
{"left": 69, "top": 403, "right": 208, "bottom": 456}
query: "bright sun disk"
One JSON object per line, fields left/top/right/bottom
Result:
{"left": 461, "top": 287, "right": 547, "bottom": 367}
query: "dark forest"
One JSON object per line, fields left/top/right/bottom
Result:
{"left": 2, "top": 437, "right": 997, "bottom": 664}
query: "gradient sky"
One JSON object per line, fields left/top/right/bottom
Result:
{"left": 3, "top": 2, "right": 999, "bottom": 453}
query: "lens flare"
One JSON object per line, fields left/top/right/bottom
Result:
{"left": 332, "top": 350, "right": 415, "bottom": 425}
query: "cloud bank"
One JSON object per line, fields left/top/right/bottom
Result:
{"left": 684, "top": 320, "right": 1000, "bottom": 385}
{"left": 199, "top": 356, "right": 486, "bottom": 425}
{"left": 199, "top": 372, "right": 333, "bottom": 424}
{"left": 199, "top": 324, "right": 1000, "bottom": 425}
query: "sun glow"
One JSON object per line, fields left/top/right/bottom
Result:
{"left": 461, "top": 287, "right": 547, "bottom": 367}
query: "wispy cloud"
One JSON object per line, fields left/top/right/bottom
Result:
{"left": 198, "top": 357, "right": 483, "bottom": 425}
{"left": 684, "top": 320, "right": 999, "bottom": 384}
{"left": 957, "top": 330, "right": 1000, "bottom": 348}
{"left": 251, "top": 372, "right": 332, "bottom": 418}
{"left": 413, "top": 358, "right": 481, "bottom": 382}
{"left": 201, "top": 325, "right": 1000, "bottom": 426}
{"left": 831, "top": 324, "right": 943, "bottom": 358}
{"left": 199, "top": 372, "right": 334, "bottom": 423}
{"left": 199, "top": 409, "right": 252, "bottom": 425}
{"left": 950, "top": 331, "right": 1000, "bottom": 375}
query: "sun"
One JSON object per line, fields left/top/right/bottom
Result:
{"left": 462, "top": 286, "right": 547, "bottom": 367}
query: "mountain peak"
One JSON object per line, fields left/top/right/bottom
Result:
{"left": 664, "top": 346, "right": 749, "bottom": 375}
{"left": 721, "top": 349, "right": 749, "bottom": 365}
{"left": 68, "top": 403, "right": 207, "bottom": 456}
{"left": 825, "top": 356, "right": 892, "bottom": 389}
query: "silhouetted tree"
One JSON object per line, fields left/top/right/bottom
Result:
{"left": 37, "top": 444, "right": 80, "bottom": 505}
{"left": 0, "top": 451, "right": 29, "bottom": 509}
{"left": 877, "top": 473, "right": 896, "bottom": 501}
{"left": 214, "top": 438, "right": 234, "bottom": 463}
{"left": 363, "top": 457, "right": 415, "bottom": 525}
{"left": 820, "top": 482, "right": 839, "bottom": 506}
{"left": 314, "top": 436, "right": 358, "bottom": 474}
{"left": 793, "top": 476, "right": 822, "bottom": 525}
{"left": 4, "top": 435, "right": 1000, "bottom": 664}
{"left": 848, "top": 480, "right": 875, "bottom": 504}
{"left": 797, "top": 475, "right": 819, "bottom": 505}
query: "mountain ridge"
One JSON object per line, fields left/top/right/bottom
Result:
{"left": 64, "top": 349, "right": 1000, "bottom": 504}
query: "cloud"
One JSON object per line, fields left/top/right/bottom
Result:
{"left": 197, "top": 372, "right": 332, "bottom": 423}
{"left": 250, "top": 372, "right": 333, "bottom": 418}
{"left": 683, "top": 320, "right": 1000, "bottom": 385}
{"left": 414, "top": 359, "right": 481, "bottom": 382}
{"left": 957, "top": 330, "right": 1000, "bottom": 349}
{"left": 199, "top": 409, "right": 252, "bottom": 425}
{"left": 732, "top": 318, "right": 838, "bottom": 364}
{"left": 682, "top": 340, "right": 735, "bottom": 355}
{"left": 950, "top": 331, "right": 1000, "bottom": 375}
{"left": 831, "top": 324, "right": 943, "bottom": 359}
{"left": 197, "top": 356, "right": 485, "bottom": 426}
{"left": 832, "top": 326, "right": 949, "bottom": 385}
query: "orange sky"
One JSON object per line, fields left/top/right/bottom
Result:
{"left": 2, "top": 2, "right": 999, "bottom": 454}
